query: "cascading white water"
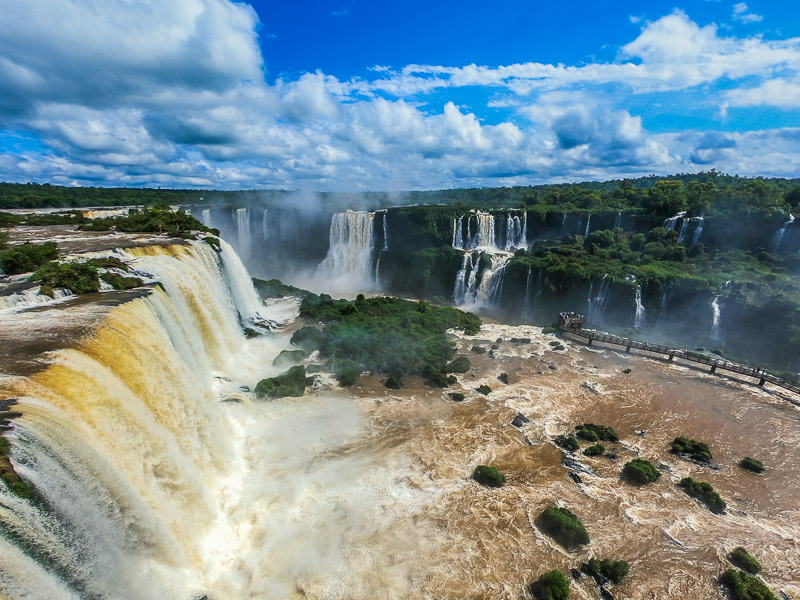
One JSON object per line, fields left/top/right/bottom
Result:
{"left": 587, "top": 274, "right": 613, "bottom": 323}
{"left": 382, "top": 212, "right": 389, "bottom": 251}
{"left": 317, "top": 211, "right": 377, "bottom": 293}
{"left": 663, "top": 211, "right": 686, "bottom": 231}
{"left": 710, "top": 295, "right": 722, "bottom": 340}
{"left": 235, "top": 207, "right": 251, "bottom": 252}
{"left": 202, "top": 209, "right": 212, "bottom": 228}
{"left": 476, "top": 254, "right": 511, "bottom": 307}
{"left": 688, "top": 216, "right": 704, "bottom": 249}
{"left": 771, "top": 214, "right": 796, "bottom": 253}
{"left": 584, "top": 214, "right": 592, "bottom": 239}
{"left": 453, "top": 252, "right": 473, "bottom": 304}
{"left": 452, "top": 217, "right": 463, "bottom": 249}
{"left": 561, "top": 213, "right": 567, "bottom": 235}
{"left": 262, "top": 208, "right": 269, "bottom": 241}
{"left": 614, "top": 212, "right": 622, "bottom": 229}
{"left": 521, "top": 267, "right": 542, "bottom": 321}
{"left": 677, "top": 219, "right": 690, "bottom": 244}
{"left": 471, "top": 212, "right": 496, "bottom": 250}
{"left": 634, "top": 285, "right": 646, "bottom": 329}
{"left": 658, "top": 282, "right": 671, "bottom": 322}
{"left": 504, "top": 212, "right": 527, "bottom": 250}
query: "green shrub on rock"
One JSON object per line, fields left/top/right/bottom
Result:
{"left": 622, "top": 458, "right": 661, "bottom": 484}
{"left": 498, "top": 372, "right": 509, "bottom": 384}
{"left": 729, "top": 547, "right": 762, "bottom": 575}
{"left": 530, "top": 569, "right": 570, "bottom": 600}
{"left": 583, "top": 443, "right": 605, "bottom": 457}
{"left": 678, "top": 477, "right": 726, "bottom": 514}
{"left": 443, "top": 356, "right": 470, "bottom": 373}
{"left": 384, "top": 376, "right": 403, "bottom": 389}
{"left": 740, "top": 457, "right": 765, "bottom": 474}
{"left": 585, "top": 557, "right": 630, "bottom": 585}
{"left": 555, "top": 435, "right": 580, "bottom": 452}
{"left": 471, "top": 345, "right": 486, "bottom": 354}
{"left": 476, "top": 384, "right": 491, "bottom": 395}
{"left": 472, "top": 465, "right": 506, "bottom": 488}
{"left": 333, "top": 359, "right": 360, "bottom": 386}
{"left": 539, "top": 505, "right": 590, "bottom": 550}
{"left": 31, "top": 260, "right": 100, "bottom": 294}
{"left": 721, "top": 569, "right": 776, "bottom": 600}
{"left": 448, "top": 392, "right": 465, "bottom": 402}
{"left": 255, "top": 366, "right": 312, "bottom": 399}
{"left": 100, "top": 272, "right": 143, "bottom": 290}
{"left": 576, "top": 423, "right": 619, "bottom": 442}
{"left": 671, "top": 436, "right": 712, "bottom": 462}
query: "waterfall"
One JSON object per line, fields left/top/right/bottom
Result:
{"left": 475, "top": 254, "right": 511, "bottom": 307}
{"left": 466, "top": 215, "right": 472, "bottom": 246}
{"left": 262, "top": 208, "right": 269, "bottom": 241}
{"left": 0, "top": 241, "right": 259, "bottom": 598}
{"left": 235, "top": 208, "right": 250, "bottom": 250}
{"left": 561, "top": 213, "right": 567, "bottom": 235}
{"left": 587, "top": 275, "right": 613, "bottom": 323}
{"left": 504, "top": 213, "right": 526, "bottom": 250}
{"left": 453, "top": 217, "right": 463, "bottom": 249}
{"left": 663, "top": 211, "right": 686, "bottom": 231}
{"left": 658, "top": 282, "right": 671, "bottom": 323}
{"left": 521, "top": 212, "right": 527, "bottom": 246}
{"left": 688, "top": 216, "right": 704, "bottom": 250}
{"left": 771, "top": 214, "right": 796, "bottom": 253}
{"left": 677, "top": 219, "right": 690, "bottom": 244}
{"left": 521, "top": 267, "right": 542, "bottom": 321}
{"left": 584, "top": 214, "right": 592, "bottom": 239}
{"left": 634, "top": 285, "right": 646, "bottom": 329}
{"left": 471, "top": 212, "right": 496, "bottom": 250}
{"left": 454, "top": 252, "right": 480, "bottom": 305}
{"left": 201, "top": 209, "right": 212, "bottom": 228}
{"left": 317, "top": 211, "right": 377, "bottom": 292}
{"left": 710, "top": 296, "right": 722, "bottom": 340}
{"left": 614, "top": 212, "right": 622, "bottom": 229}
{"left": 382, "top": 213, "right": 389, "bottom": 251}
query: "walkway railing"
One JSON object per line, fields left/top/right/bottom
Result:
{"left": 560, "top": 326, "right": 800, "bottom": 397}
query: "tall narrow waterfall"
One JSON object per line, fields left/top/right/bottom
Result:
{"left": 587, "top": 275, "right": 613, "bottom": 323}
{"left": 584, "top": 214, "right": 592, "bottom": 239}
{"left": 476, "top": 254, "right": 511, "bottom": 307}
{"left": 453, "top": 217, "right": 463, "bottom": 249}
{"left": 614, "top": 212, "right": 622, "bottom": 229}
{"left": 771, "top": 214, "right": 796, "bottom": 253}
{"left": 202, "top": 209, "right": 212, "bottom": 228}
{"left": 710, "top": 296, "right": 722, "bottom": 340}
{"left": 262, "top": 208, "right": 269, "bottom": 241}
{"left": 521, "top": 268, "right": 542, "bottom": 321}
{"left": 454, "top": 252, "right": 479, "bottom": 305}
{"left": 382, "top": 212, "right": 389, "bottom": 251}
{"left": 472, "top": 212, "right": 496, "bottom": 250}
{"left": 634, "top": 285, "right": 646, "bottom": 329}
{"left": 677, "top": 219, "right": 690, "bottom": 244}
{"left": 235, "top": 207, "right": 251, "bottom": 250}
{"left": 504, "top": 212, "right": 527, "bottom": 250}
{"left": 689, "top": 216, "right": 704, "bottom": 249}
{"left": 317, "top": 211, "right": 377, "bottom": 293}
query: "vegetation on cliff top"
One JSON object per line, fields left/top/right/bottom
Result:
{"left": 290, "top": 292, "right": 480, "bottom": 386}
{"left": 728, "top": 547, "right": 763, "bottom": 575}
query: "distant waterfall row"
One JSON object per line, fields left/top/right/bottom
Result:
{"left": 452, "top": 211, "right": 527, "bottom": 252}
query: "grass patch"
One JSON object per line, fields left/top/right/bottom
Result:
{"left": 678, "top": 477, "right": 726, "bottom": 514}
{"left": 539, "top": 505, "right": 590, "bottom": 550}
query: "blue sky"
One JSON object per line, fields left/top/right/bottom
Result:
{"left": 1, "top": 0, "right": 799, "bottom": 190}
